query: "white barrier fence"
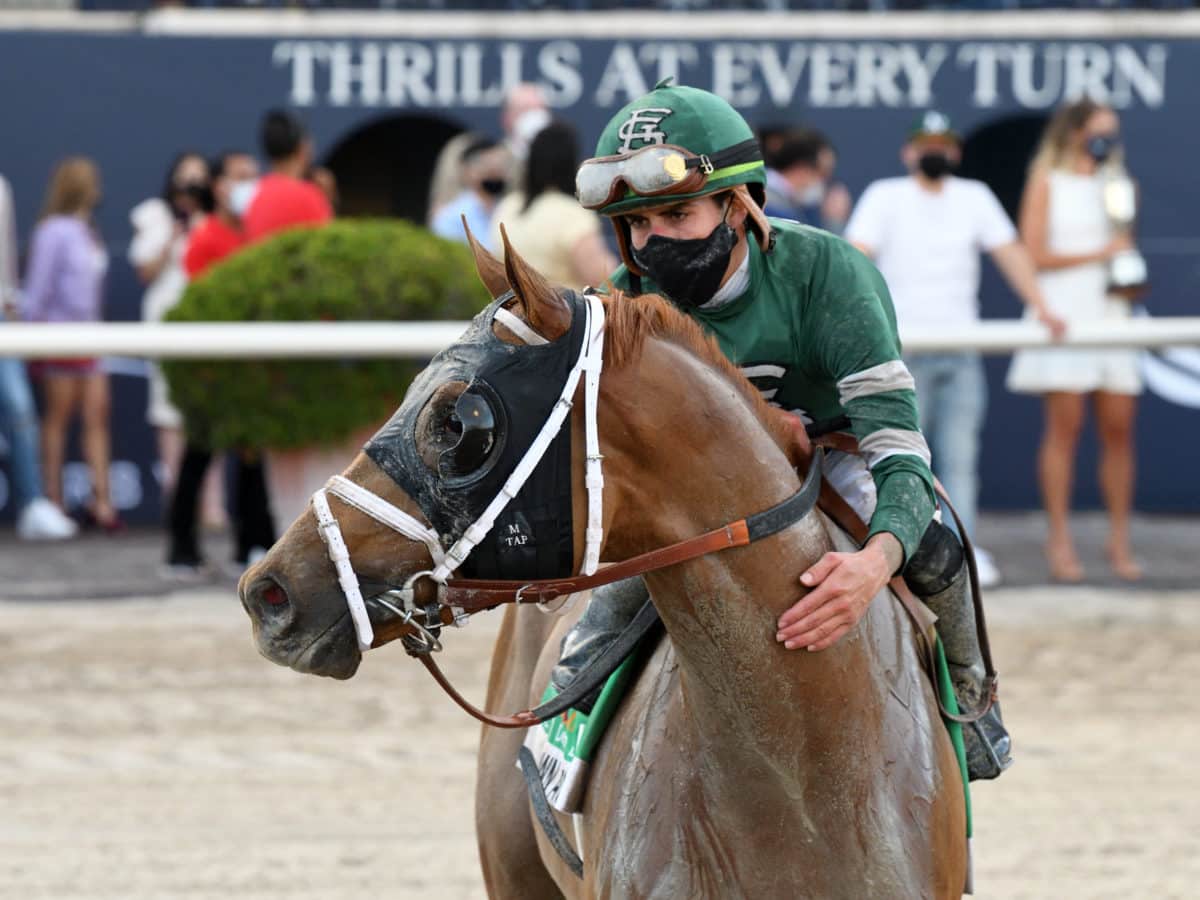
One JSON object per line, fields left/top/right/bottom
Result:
{"left": 1, "top": 318, "right": 1199, "bottom": 359}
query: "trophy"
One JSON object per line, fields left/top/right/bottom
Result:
{"left": 1103, "top": 172, "right": 1148, "bottom": 299}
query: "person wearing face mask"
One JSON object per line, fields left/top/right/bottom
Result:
{"left": 554, "top": 83, "right": 1012, "bottom": 782}
{"left": 1006, "top": 100, "right": 1143, "bottom": 583}
{"left": 846, "top": 111, "right": 1063, "bottom": 592}
{"left": 762, "top": 127, "right": 852, "bottom": 234}
{"left": 162, "top": 150, "right": 276, "bottom": 581}
{"left": 431, "top": 136, "right": 511, "bottom": 247}
{"left": 501, "top": 82, "right": 552, "bottom": 176}
{"left": 488, "top": 121, "right": 616, "bottom": 291}
{"left": 184, "top": 151, "right": 257, "bottom": 278}
{"left": 130, "top": 151, "right": 212, "bottom": 508}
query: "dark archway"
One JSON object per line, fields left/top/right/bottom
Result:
{"left": 958, "top": 113, "right": 1049, "bottom": 223}
{"left": 323, "top": 114, "right": 465, "bottom": 223}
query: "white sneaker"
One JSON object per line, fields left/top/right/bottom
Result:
{"left": 17, "top": 498, "right": 79, "bottom": 541}
{"left": 974, "top": 547, "right": 1002, "bottom": 589}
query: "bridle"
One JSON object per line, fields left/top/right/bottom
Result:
{"left": 313, "top": 293, "right": 607, "bottom": 650}
{"left": 310, "top": 290, "right": 822, "bottom": 729}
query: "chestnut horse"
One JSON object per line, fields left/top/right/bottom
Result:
{"left": 239, "top": 237, "right": 967, "bottom": 898}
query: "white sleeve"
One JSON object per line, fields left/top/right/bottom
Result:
{"left": 973, "top": 182, "right": 1018, "bottom": 251}
{"left": 127, "top": 198, "right": 175, "bottom": 267}
{"left": 844, "top": 182, "right": 888, "bottom": 251}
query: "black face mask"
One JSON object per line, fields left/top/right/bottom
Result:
{"left": 480, "top": 178, "right": 507, "bottom": 197}
{"left": 1087, "top": 135, "right": 1120, "bottom": 164}
{"left": 631, "top": 214, "right": 738, "bottom": 309}
{"left": 917, "top": 152, "right": 954, "bottom": 180}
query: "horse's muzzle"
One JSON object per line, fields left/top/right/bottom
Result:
{"left": 240, "top": 574, "right": 362, "bottom": 680}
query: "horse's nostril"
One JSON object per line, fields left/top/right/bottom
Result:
{"left": 262, "top": 582, "right": 289, "bottom": 607}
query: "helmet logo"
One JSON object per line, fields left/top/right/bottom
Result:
{"left": 616, "top": 107, "right": 673, "bottom": 152}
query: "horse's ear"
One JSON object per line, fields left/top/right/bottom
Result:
{"left": 500, "top": 224, "right": 571, "bottom": 339}
{"left": 462, "top": 216, "right": 511, "bottom": 298}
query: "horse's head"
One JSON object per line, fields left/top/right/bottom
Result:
{"left": 239, "top": 227, "right": 800, "bottom": 680}
{"left": 237, "top": 228, "right": 599, "bottom": 678}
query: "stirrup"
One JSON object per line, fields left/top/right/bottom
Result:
{"left": 963, "top": 705, "right": 1013, "bottom": 782}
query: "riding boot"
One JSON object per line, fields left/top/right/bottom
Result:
{"left": 550, "top": 576, "right": 650, "bottom": 714}
{"left": 917, "top": 561, "right": 1013, "bottom": 781}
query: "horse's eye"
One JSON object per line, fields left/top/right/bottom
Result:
{"left": 437, "top": 389, "right": 497, "bottom": 478}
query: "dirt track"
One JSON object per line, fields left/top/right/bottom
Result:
{"left": 1, "top": 586, "right": 1197, "bottom": 900}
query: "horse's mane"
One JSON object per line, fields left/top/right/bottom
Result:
{"left": 601, "top": 290, "right": 793, "bottom": 451}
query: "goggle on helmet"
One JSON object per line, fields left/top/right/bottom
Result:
{"left": 576, "top": 139, "right": 762, "bottom": 211}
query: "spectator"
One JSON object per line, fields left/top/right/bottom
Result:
{"left": 243, "top": 109, "right": 332, "bottom": 243}
{"left": 755, "top": 122, "right": 794, "bottom": 167}
{"left": 488, "top": 121, "right": 616, "bottom": 291}
{"left": 427, "top": 132, "right": 480, "bottom": 227}
{"left": 184, "top": 152, "right": 258, "bottom": 278}
{"left": 307, "top": 166, "right": 339, "bottom": 214}
{"left": 1006, "top": 99, "right": 1143, "bottom": 582}
{"left": 23, "top": 157, "right": 120, "bottom": 531}
{"left": 129, "top": 151, "right": 211, "bottom": 503}
{"left": 763, "top": 128, "right": 851, "bottom": 233}
{"left": 501, "top": 82, "right": 551, "bottom": 180}
{"left": 0, "top": 171, "right": 77, "bottom": 540}
{"left": 846, "top": 110, "right": 1065, "bottom": 588}
{"left": 430, "top": 136, "right": 510, "bottom": 246}
{"left": 170, "top": 150, "right": 276, "bottom": 577}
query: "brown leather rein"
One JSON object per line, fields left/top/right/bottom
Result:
{"left": 375, "top": 436, "right": 997, "bottom": 729}
{"left": 371, "top": 450, "right": 825, "bottom": 729}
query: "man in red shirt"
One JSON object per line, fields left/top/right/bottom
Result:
{"left": 184, "top": 151, "right": 258, "bottom": 278}
{"left": 243, "top": 110, "right": 333, "bottom": 242}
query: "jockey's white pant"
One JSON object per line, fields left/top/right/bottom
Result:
{"left": 821, "top": 449, "right": 940, "bottom": 530}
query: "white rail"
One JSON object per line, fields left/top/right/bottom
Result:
{"left": 0, "top": 318, "right": 1198, "bottom": 359}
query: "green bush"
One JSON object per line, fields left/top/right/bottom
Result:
{"left": 163, "top": 219, "right": 491, "bottom": 450}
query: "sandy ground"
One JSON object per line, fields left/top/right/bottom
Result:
{"left": 1, "top": 585, "right": 1198, "bottom": 900}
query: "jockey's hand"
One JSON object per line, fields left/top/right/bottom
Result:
{"left": 776, "top": 533, "right": 903, "bottom": 652}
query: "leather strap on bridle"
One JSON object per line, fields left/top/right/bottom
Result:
{"left": 439, "top": 452, "right": 823, "bottom": 615}
{"left": 400, "top": 450, "right": 824, "bottom": 729}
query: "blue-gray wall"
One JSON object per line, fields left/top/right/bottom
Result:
{"left": 1, "top": 29, "right": 1196, "bottom": 520}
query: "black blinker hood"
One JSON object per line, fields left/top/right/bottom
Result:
{"left": 364, "top": 290, "right": 589, "bottom": 580}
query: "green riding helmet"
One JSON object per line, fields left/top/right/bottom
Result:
{"left": 588, "top": 81, "right": 768, "bottom": 217}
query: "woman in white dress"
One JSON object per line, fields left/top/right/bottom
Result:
{"left": 128, "top": 153, "right": 212, "bottom": 502}
{"left": 1007, "top": 100, "right": 1142, "bottom": 582}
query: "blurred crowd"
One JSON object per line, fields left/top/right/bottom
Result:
{"left": 1, "top": 82, "right": 1149, "bottom": 585}
{"left": 0, "top": 109, "right": 335, "bottom": 579}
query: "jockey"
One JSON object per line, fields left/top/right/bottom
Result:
{"left": 554, "top": 81, "right": 1012, "bottom": 781}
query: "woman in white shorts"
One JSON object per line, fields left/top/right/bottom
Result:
{"left": 1007, "top": 99, "right": 1142, "bottom": 582}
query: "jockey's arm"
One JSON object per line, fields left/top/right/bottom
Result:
{"left": 776, "top": 289, "right": 936, "bottom": 652}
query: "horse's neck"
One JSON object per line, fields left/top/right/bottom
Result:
{"left": 609, "top": 342, "right": 892, "bottom": 781}
{"left": 645, "top": 512, "right": 891, "bottom": 773}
